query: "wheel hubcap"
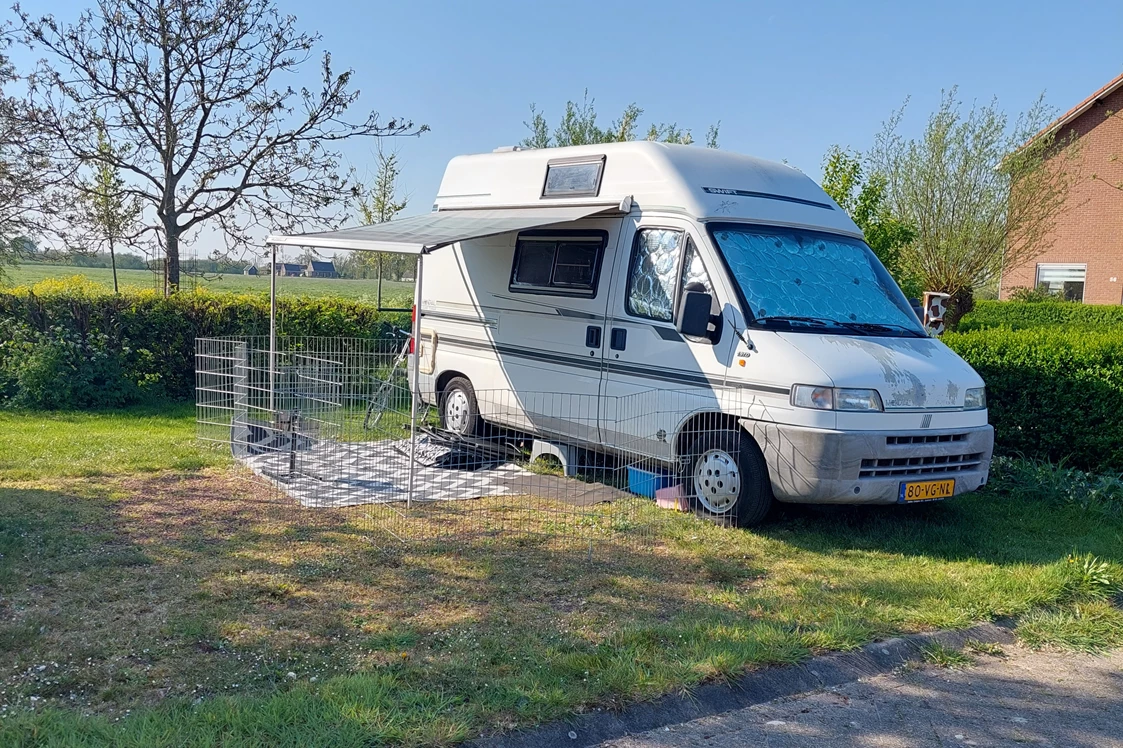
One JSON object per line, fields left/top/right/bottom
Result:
{"left": 444, "top": 390, "right": 470, "bottom": 434}
{"left": 693, "top": 449, "right": 741, "bottom": 513}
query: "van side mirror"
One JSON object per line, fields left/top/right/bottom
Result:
{"left": 677, "top": 290, "right": 713, "bottom": 340}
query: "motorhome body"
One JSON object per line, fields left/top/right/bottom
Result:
{"left": 278, "top": 141, "right": 995, "bottom": 526}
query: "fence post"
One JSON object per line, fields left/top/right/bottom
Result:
{"left": 406, "top": 251, "right": 424, "bottom": 509}
{"left": 269, "top": 242, "right": 277, "bottom": 415}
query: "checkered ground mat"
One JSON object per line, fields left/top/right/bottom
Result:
{"left": 240, "top": 437, "right": 535, "bottom": 509}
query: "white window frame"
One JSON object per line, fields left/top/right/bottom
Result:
{"left": 1035, "top": 263, "right": 1087, "bottom": 301}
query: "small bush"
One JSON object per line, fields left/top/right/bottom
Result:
{"left": 944, "top": 327, "right": 1123, "bottom": 472}
{"left": 957, "top": 298, "right": 1123, "bottom": 332}
{"left": 1006, "top": 285, "right": 1057, "bottom": 303}
{"left": 989, "top": 458, "right": 1123, "bottom": 517}
{"left": 0, "top": 324, "right": 140, "bottom": 409}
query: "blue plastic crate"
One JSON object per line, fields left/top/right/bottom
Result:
{"left": 627, "top": 465, "right": 674, "bottom": 498}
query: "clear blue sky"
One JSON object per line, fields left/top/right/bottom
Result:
{"left": 14, "top": 0, "right": 1123, "bottom": 226}
{"left": 302, "top": 0, "right": 1123, "bottom": 216}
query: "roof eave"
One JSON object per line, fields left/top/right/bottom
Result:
{"left": 1026, "top": 71, "right": 1123, "bottom": 147}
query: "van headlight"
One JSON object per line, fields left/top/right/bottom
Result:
{"left": 791, "top": 385, "right": 884, "bottom": 412}
{"left": 964, "top": 387, "right": 986, "bottom": 410}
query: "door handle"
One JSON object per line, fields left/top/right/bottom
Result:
{"left": 585, "top": 325, "right": 602, "bottom": 348}
{"left": 610, "top": 328, "right": 627, "bottom": 351}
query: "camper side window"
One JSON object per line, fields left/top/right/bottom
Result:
{"left": 509, "top": 232, "right": 607, "bottom": 297}
{"left": 680, "top": 236, "right": 714, "bottom": 297}
{"left": 627, "top": 229, "right": 684, "bottom": 322}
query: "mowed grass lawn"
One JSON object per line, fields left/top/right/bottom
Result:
{"left": 4, "top": 263, "right": 415, "bottom": 304}
{"left": 0, "top": 407, "right": 1121, "bottom": 746}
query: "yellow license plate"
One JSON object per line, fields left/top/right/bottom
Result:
{"left": 898, "top": 478, "right": 955, "bottom": 503}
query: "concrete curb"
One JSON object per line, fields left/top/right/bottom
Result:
{"left": 468, "top": 621, "right": 1017, "bottom": 748}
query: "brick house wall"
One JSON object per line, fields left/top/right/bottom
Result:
{"left": 1000, "top": 81, "right": 1123, "bottom": 305}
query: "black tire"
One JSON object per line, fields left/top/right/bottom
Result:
{"left": 682, "top": 429, "right": 773, "bottom": 527}
{"left": 439, "top": 377, "right": 482, "bottom": 437}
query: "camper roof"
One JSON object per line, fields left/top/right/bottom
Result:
{"left": 435, "top": 141, "right": 860, "bottom": 237}
{"left": 268, "top": 143, "right": 861, "bottom": 254}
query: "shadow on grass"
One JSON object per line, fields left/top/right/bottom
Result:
{"left": 764, "top": 487, "right": 1123, "bottom": 566}
{"left": 0, "top": 470, "right": 1120, "bottom": 746}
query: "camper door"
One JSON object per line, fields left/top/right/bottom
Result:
{"left": 600, "top": 217, "right": 736, "bottom": 459}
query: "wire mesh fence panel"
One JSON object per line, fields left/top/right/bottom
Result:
{"left": 196, "top": 336, "right": 754, "bottom": 552}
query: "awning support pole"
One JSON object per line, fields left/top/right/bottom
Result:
{"left": 269, "top": 242, "right": 277, "bottom": 416}
{"left": 406, "top": 250, "right": 424, "bottom": 510}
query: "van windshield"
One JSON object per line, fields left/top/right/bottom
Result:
{"left": 708, "top": 224, "right": 925, "bottom": 337}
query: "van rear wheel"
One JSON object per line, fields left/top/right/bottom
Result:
{"left": 440, "top": 377, "right": 482, "bottom": 437}
{"left": 683, "top": 429, "right": 772, "bottom": 527}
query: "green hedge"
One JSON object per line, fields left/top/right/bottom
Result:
{"left": 944, "top": 327, "right": 1123, "bottom": 473}
{"left": 958, "top": 299, "right": 1123, "bottom": 332}
{"left": 0, "top": 278, "right": 408, "bottom": 408}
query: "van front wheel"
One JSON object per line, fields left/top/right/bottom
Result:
{"left": 440, "top": 377, "right": 482, "bottom": 437}
{"left": 683, "top": 429, "right": 772, "bottom": 527}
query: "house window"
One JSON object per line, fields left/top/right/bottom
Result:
{"left": 509, "top": 231, "right": 607, "bottom": 296}
{"left": 1036, "top": 263, "right": 1086, "bottom": 302}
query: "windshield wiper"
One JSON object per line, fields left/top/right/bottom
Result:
{"left": 753, "top": 316, "right": 926, "bottom": 338}
{"left": 752, "top": 315, "right": 848, "bottom": 328}
{"left": 844, "top": 322, "right": 927, "bottom": 338}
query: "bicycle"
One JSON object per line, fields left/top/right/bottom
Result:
{"left": 362, "top": 328, "right": 413, "bottom": 431}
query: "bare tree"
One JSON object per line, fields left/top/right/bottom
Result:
{"left": 18, "top": 0, "right": 426, "bottom": 292}
{"left": 867, "top": 89, "right": 1081, "bottom": 324}
{"left": 0, "top": 40, "right": 53, "bottom": 282}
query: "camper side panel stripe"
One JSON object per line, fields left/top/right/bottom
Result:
{"left": 437, "top": 335, "right": 789, "bottom": 396}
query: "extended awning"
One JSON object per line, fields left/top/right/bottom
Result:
{"left": 266, "top": 198, "right": 632, "bottom": 254}
{"left": 263, "top": 200, "right": 633, "bottom": 508}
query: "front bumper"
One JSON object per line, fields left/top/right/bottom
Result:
{"left": 741, "top": 420, "right": 995, "bottom": 505}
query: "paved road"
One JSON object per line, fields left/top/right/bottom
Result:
{"left": 601, "top": 647, "right": 1123, "bottom": 748}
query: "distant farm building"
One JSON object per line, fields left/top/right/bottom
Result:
{"left": 303, "top": 260, "right": 339, "bottom": 278}
{"left": 270, "top": 262, "right": 304, "bottom": 276}
{"left": 243, "top": 265, "right": 259, "bottom": 276}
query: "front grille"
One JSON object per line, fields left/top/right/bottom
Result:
{"left": 859, "top": 452, "right": 984, "bottom": 478}
{"left": 886, "top": 433, "right": 967, "bottom": 445}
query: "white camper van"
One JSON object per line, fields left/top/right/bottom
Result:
{"left": 278, "top": 141, "right": 994, "bottom": 526}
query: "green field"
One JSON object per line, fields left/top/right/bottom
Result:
{"left": 4, "top": 263, "right": 415, "bottom": 303}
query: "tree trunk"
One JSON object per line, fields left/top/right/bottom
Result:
{"left": 944, "top": 286, "right": 975, "bottom": 331}
{"left": 109, "top": 236, "right": 119, "bottom": 295}
{"left": 165, "top": 218, "right": 180, "bottom": 293}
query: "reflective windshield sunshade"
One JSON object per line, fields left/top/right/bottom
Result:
{"left": 709, "top": 225, "right": 923, "bottom": 335}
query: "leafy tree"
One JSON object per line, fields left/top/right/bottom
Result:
{"left": 521, "top": 91, "right": 719, "bottom": 149}
{"left": 820, "top": 145, "right": 921, "bottom": 298}
{"left": 349, "top": 146, "right": 413, "bottom": 292}
{"left": 867, "top": 89, "right": 1081, "bottom": 326}
{"left": 76, "top": 124, "right": 142, "bottom": 293}
{"left": 18, "top": 0, "right": 426, "bottom": 292}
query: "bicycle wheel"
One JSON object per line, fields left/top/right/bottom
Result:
{"left": 363, "top": 382, "right": 394, "bottom": 430}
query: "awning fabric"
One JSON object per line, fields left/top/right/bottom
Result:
{"left": 266, "top": 203, "right": 625, "bottom": 255}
